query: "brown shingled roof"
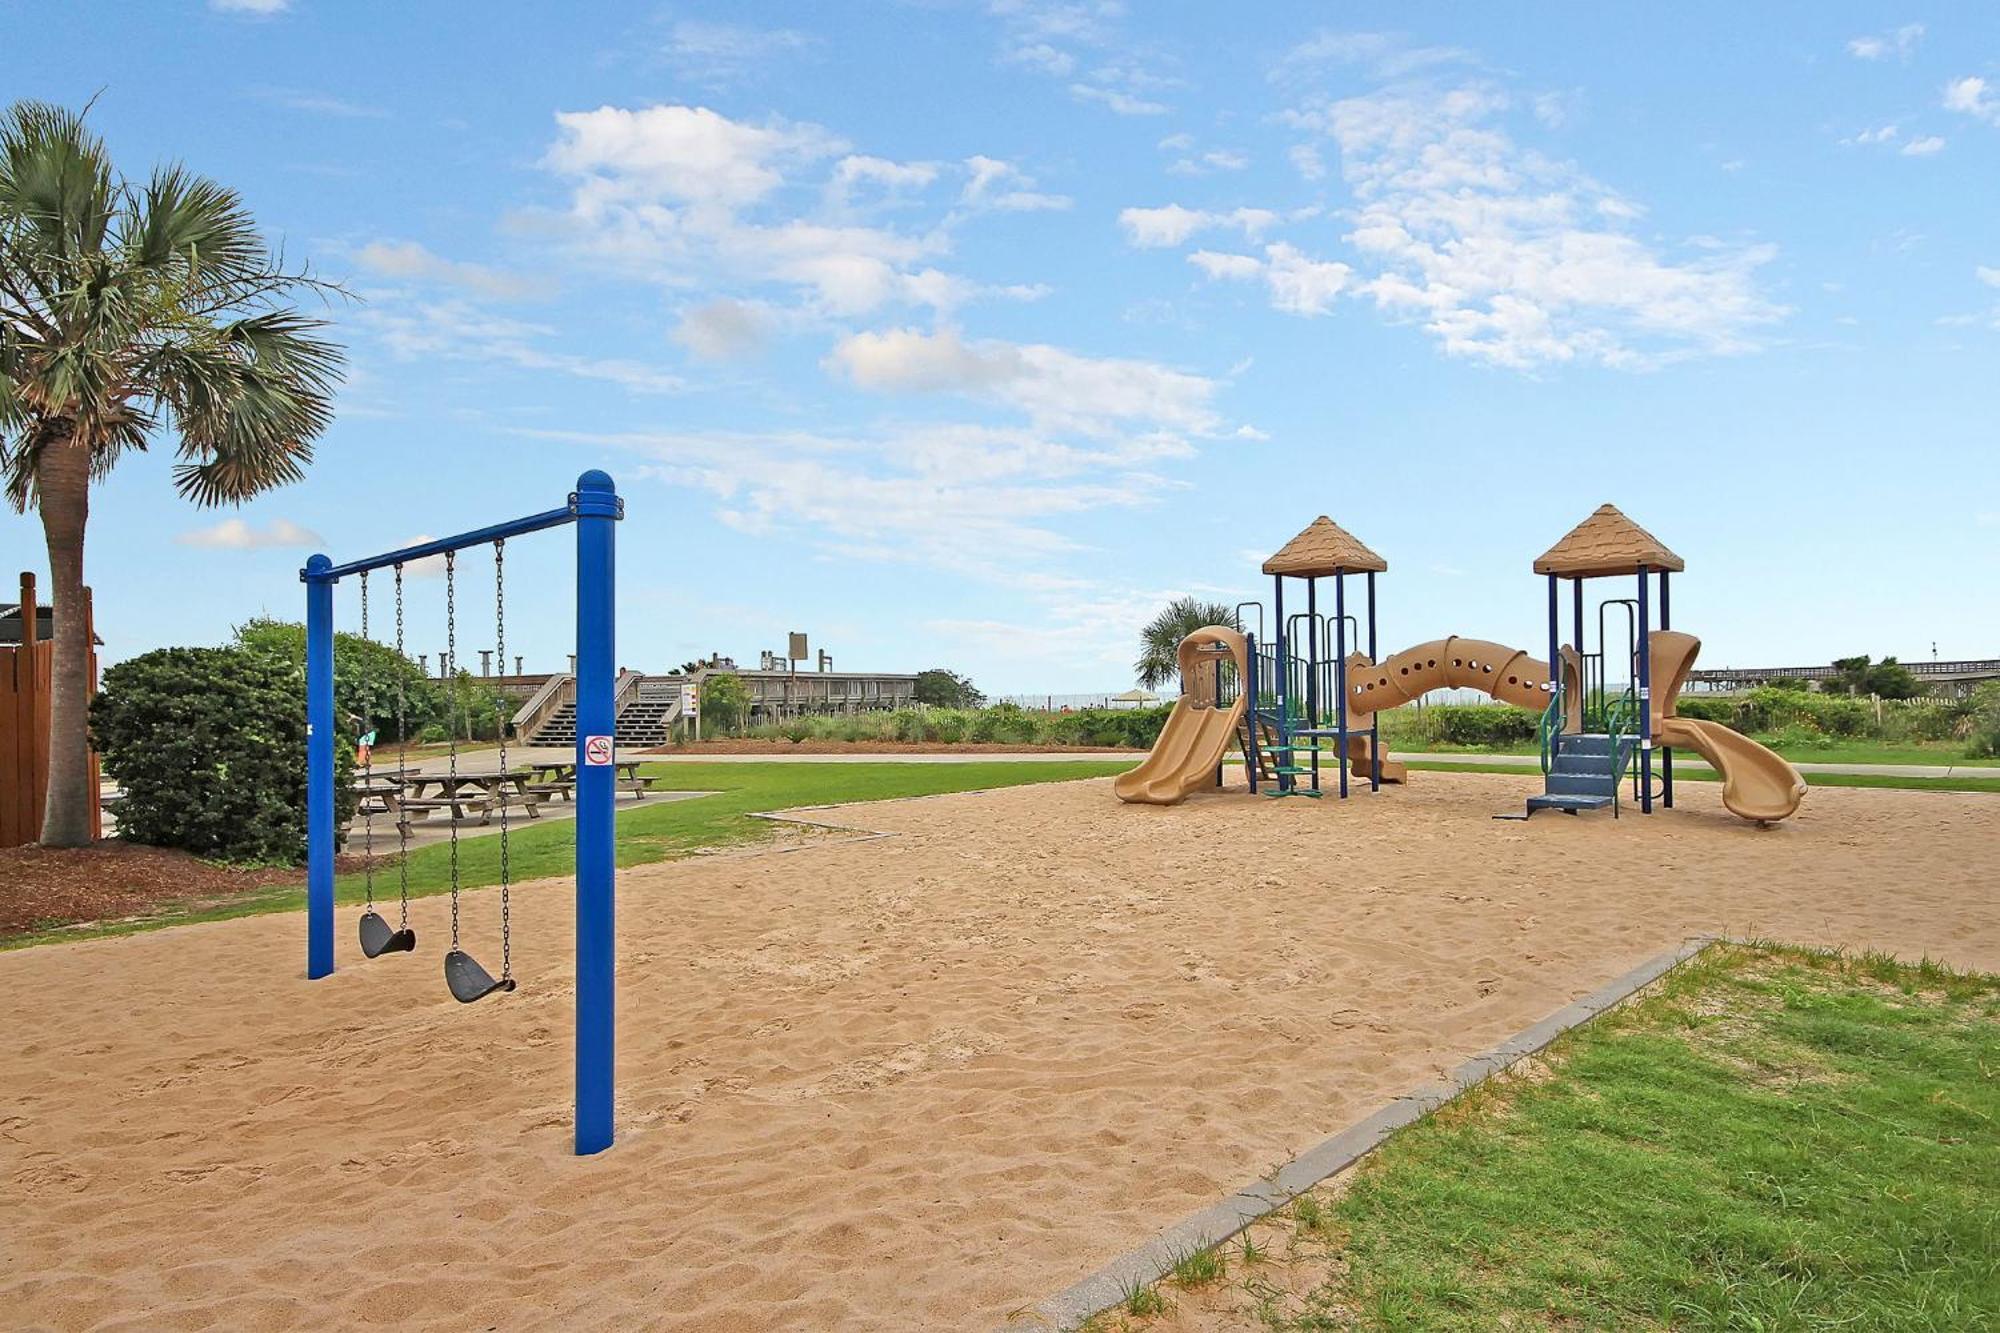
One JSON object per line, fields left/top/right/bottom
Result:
{"left": 1533, "top": 504, "right": 1684, "bottom": 578}
{"left": 1262, "top": 516, "right": 1388, "bottom": 576}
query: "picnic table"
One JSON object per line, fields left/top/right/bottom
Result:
{"left": 384, "top": 770, "right": 545, "bottom": 831}
{"left": 523, "top": 759, "right": 654, "bottom": 799}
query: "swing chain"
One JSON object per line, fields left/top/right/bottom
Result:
{"left": 494, "top": 539, "right": 511, "bottom": 982}
{"left": 394, "top": 564, "right": 410, "bottom": 927}
{"left": 446, "top": 549, "right": 460, "bottom": 952}
{"left": 360, "top": 570, "right": 374, "bottom": 911}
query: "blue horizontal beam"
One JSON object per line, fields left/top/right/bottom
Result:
{"left": 302, "top": 505, "right": 576, "bottom": 583}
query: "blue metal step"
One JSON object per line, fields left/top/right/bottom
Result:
{"left": 1543, "top": 772, "right": 1618, "bottom": 797}
{"left": 1526, "top": 793, "right": 1615, "bottom": 814}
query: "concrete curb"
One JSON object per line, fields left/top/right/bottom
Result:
{"left": 997, "top": 935, "right": 1718, "bottom": 1332}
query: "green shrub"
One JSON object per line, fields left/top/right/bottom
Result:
{"left": 1672, "top": 695, "right": 1737, "bottom": 724}
{"left": 1427, "top": 703, "right": 1540, "bottom": 747}
{"left": 92, "top": 645, "right": 354, "bottom": 864}
{"left": 233, "top": 615, "right": 441, "bottom": 742}
{"left": 1733, "top": 686, "right": 1871, "bottom": 737}
{"left": 1965, "top": 683, "right": 2000, "bottom": 759}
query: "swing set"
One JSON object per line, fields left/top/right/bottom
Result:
{"left": 301, "top": 470, "right": 622, "bottom": 1155}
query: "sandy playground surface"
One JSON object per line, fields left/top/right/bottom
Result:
{"left": 3, "top": 771, "right": 1996, "bottom": 1330}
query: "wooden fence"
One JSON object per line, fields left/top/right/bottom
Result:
{"left": 2, "top": 572, "right": 102, "bottom": 848}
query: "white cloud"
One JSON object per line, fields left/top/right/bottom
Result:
{"left": 826, "top": 326, "right": 1230, "bottom": 438}
{"left": 1265, "top": 78, "right": 1783, "bottom": 368}
{"left": 522, "top": 421, "right": 1192, "bottom": 585}
{"left": 1901, "top": 135, "right": 1946, "bottom": 157}
{"left": 353, "top": 241, "right": 550, "bottom": 300}
{"left": 1069, "top": 83, "right": 1168, "bottom": 116}
{"left": 990, "top": 2, "right": 1178, "bottom": 116}
{"left": 1190, "top": 243, "right": 1353, "bottom": 316}
{"left": 1274, "top": 30, "right": 1472, "bottom": 82}
{"left": 177, "top": 517, "right": 323, "bottom": 550}
{"left": 1118, "top": 204, "right": 1277, "bottom": 249}
{"left": 545, "top": 104, "right": 841, "bottom": 211}
{"left": 1844, "top": 124, "right": 1899, "bottom": 146}
{"left": 829, "top": 154, "right": 940, "bottom": 202}
{"left": 960, "top": 156, "right": 1072, "bottom": 212}
{"left": 1944, "top": 76, "right": 1999, "bottom": 125}
{"left": 1848, "top": 24, "right": 1924, "bottom": 60}
{"left": 1188, "top": 250, "right": 1264, "bottom": 281}
{"left": 211, "top": 0, "right": 289, "bottom": 13}
{"left": 660, "top": 20, "right": 814, "bottom": 84}
{"left": 360, "top": 299, "right": 685, "bottom": 394}
{"left": 1288, "top": 143, "right": 1326, "bottom": 181}
{"left": 671, "top": 299, "right": 777, "bottom": 360}
{"left": 251, "top": 86, "right": 386, "bottom": 118}
{"left": 532, "top": 108, "right": 1057, "bottom": 319}
{"left": 1166, "top": 147, "right": 1249, "bottom": 176}
{"left": 1977, "top": 266, "right": 2000, "bottom": 288}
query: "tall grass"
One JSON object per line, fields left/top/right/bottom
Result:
{"left": 702, "top": 702, "right": 1173, "bottom": 749}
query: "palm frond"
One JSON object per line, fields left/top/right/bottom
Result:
{"left": 0, "top": 101, "right": 115, "bottom": 266}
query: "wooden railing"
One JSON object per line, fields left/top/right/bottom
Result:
{"left": 509, "top": 672, "right": 575, "bottom": 740}
{"left": 2, "top": 572, "right": 101, "bottom": 848}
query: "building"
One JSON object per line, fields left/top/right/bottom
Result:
{"left": 690, "top": 664, "right": 918, "bottom": 720}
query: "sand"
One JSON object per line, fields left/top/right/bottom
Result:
{"left": 3, "top": 772, "right": 1995, "bottom": 1331}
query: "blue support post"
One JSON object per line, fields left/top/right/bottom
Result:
{"left": 304, "top": 555, "right": 336, "bottom": 981}
{"left": 1659, "top": 571, "right": 1674, "bottom": 808}
{"left": 572, "top": 470, "right": 621, "bottom": 1155}
{"left": 1305, "top": 579, "right": 1319, "bottom": 792}
{"left": 1546, "top": 574, "right": 1560, "bottom": 740}
{"left": 1334, "top": 572, "right": 1349, "bottom": 799}
{"left": 1244, "top": 632, "right": 1259, "bottom": 795}
{"left": 1272, "top": 575, "right": 1288, "bottom": 792}
{"left": 1637, "top": 565, "right": 1653, "bottom": 815}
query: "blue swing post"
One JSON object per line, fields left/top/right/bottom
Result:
{"left": 571, "top": 471, "right": 619, "bottom": 1155}
{"left": 305, "top": 556, "right": 336, "bottom": 982}
{"left": 301, "top": 470, "right": 623, "bottom": 1156}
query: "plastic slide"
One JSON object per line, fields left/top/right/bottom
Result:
{"left": 1655, "top": 716, "right": 1807, "bottom": 823}
{"left": 1114, "top": 626, "right": 1248, "bottom": 805}
{"left": 1343, "top": 733, "right": 1407, "bottom": 783}
{"left": 1648, "top": 630, "right": 1806, "bottom": 823}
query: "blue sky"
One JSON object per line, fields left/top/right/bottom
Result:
{"left": 4, "top": 2, "right": 1997, "bottom": 692}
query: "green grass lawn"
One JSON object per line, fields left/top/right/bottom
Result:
{"left": 1121, "top": 943, "right": 2000, "bottom": 1331}
{"left": 8, "top": 761, "right": 1131, "bottom": 949}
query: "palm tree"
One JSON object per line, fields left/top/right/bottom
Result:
{"left": 1, "top": 102, "right": 342, "bottom": 846}
{"left": 1134, "top": 597, "right": 1241, "bottom": 691}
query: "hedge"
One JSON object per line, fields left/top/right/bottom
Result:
{"left": 93, "top": 645, "right": 353, "bottom": 864}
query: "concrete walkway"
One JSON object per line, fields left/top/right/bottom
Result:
{"left": 634, "top": 750, "right": 1141, "bottom": 764}
{"left": 1393, "top": 751, "right": 1997, "bottom": 779}
{"left": 630, "top": 749, "right": 1991, "bottom": 779}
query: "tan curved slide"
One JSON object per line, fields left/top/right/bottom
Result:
{"left": 1649, "top": 630, "right": 1806, "bottom": 823}
{"left": 1115, "top": 626, "right": 1247, "bottom": 806}
{"left": 1656, "top": 716, "right": 1806, "bottom": 823}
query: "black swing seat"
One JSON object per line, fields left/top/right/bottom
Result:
{"left": 358, "top": 911, "right": 417, "bottom": 958}
{"left": 444, "top": 949, "right": 516, "bottom": 1003}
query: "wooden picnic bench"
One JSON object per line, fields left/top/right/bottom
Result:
{"left": 390, "top": 771, "right": 548, "bottom": 832}
{"left": 525, "top": 759, "right": 653, "bottom": 798}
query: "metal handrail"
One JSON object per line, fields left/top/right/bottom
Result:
{"left": 1538, "top": 683, "right": 1565, "bottom": 775}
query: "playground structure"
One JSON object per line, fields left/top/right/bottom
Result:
{"left": 1118, "top": 505, "right": 1806, "bottom": 824}
{"left": 301, "top": 470, "right": 624, "bottom": 1155}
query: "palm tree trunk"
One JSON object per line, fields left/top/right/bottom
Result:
{"left": 36, "top": 430, "right": 95, "bottom": 848}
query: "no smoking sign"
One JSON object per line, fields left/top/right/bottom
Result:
{"left": 584, "top": 735, "right": 614, "bottom": 766}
